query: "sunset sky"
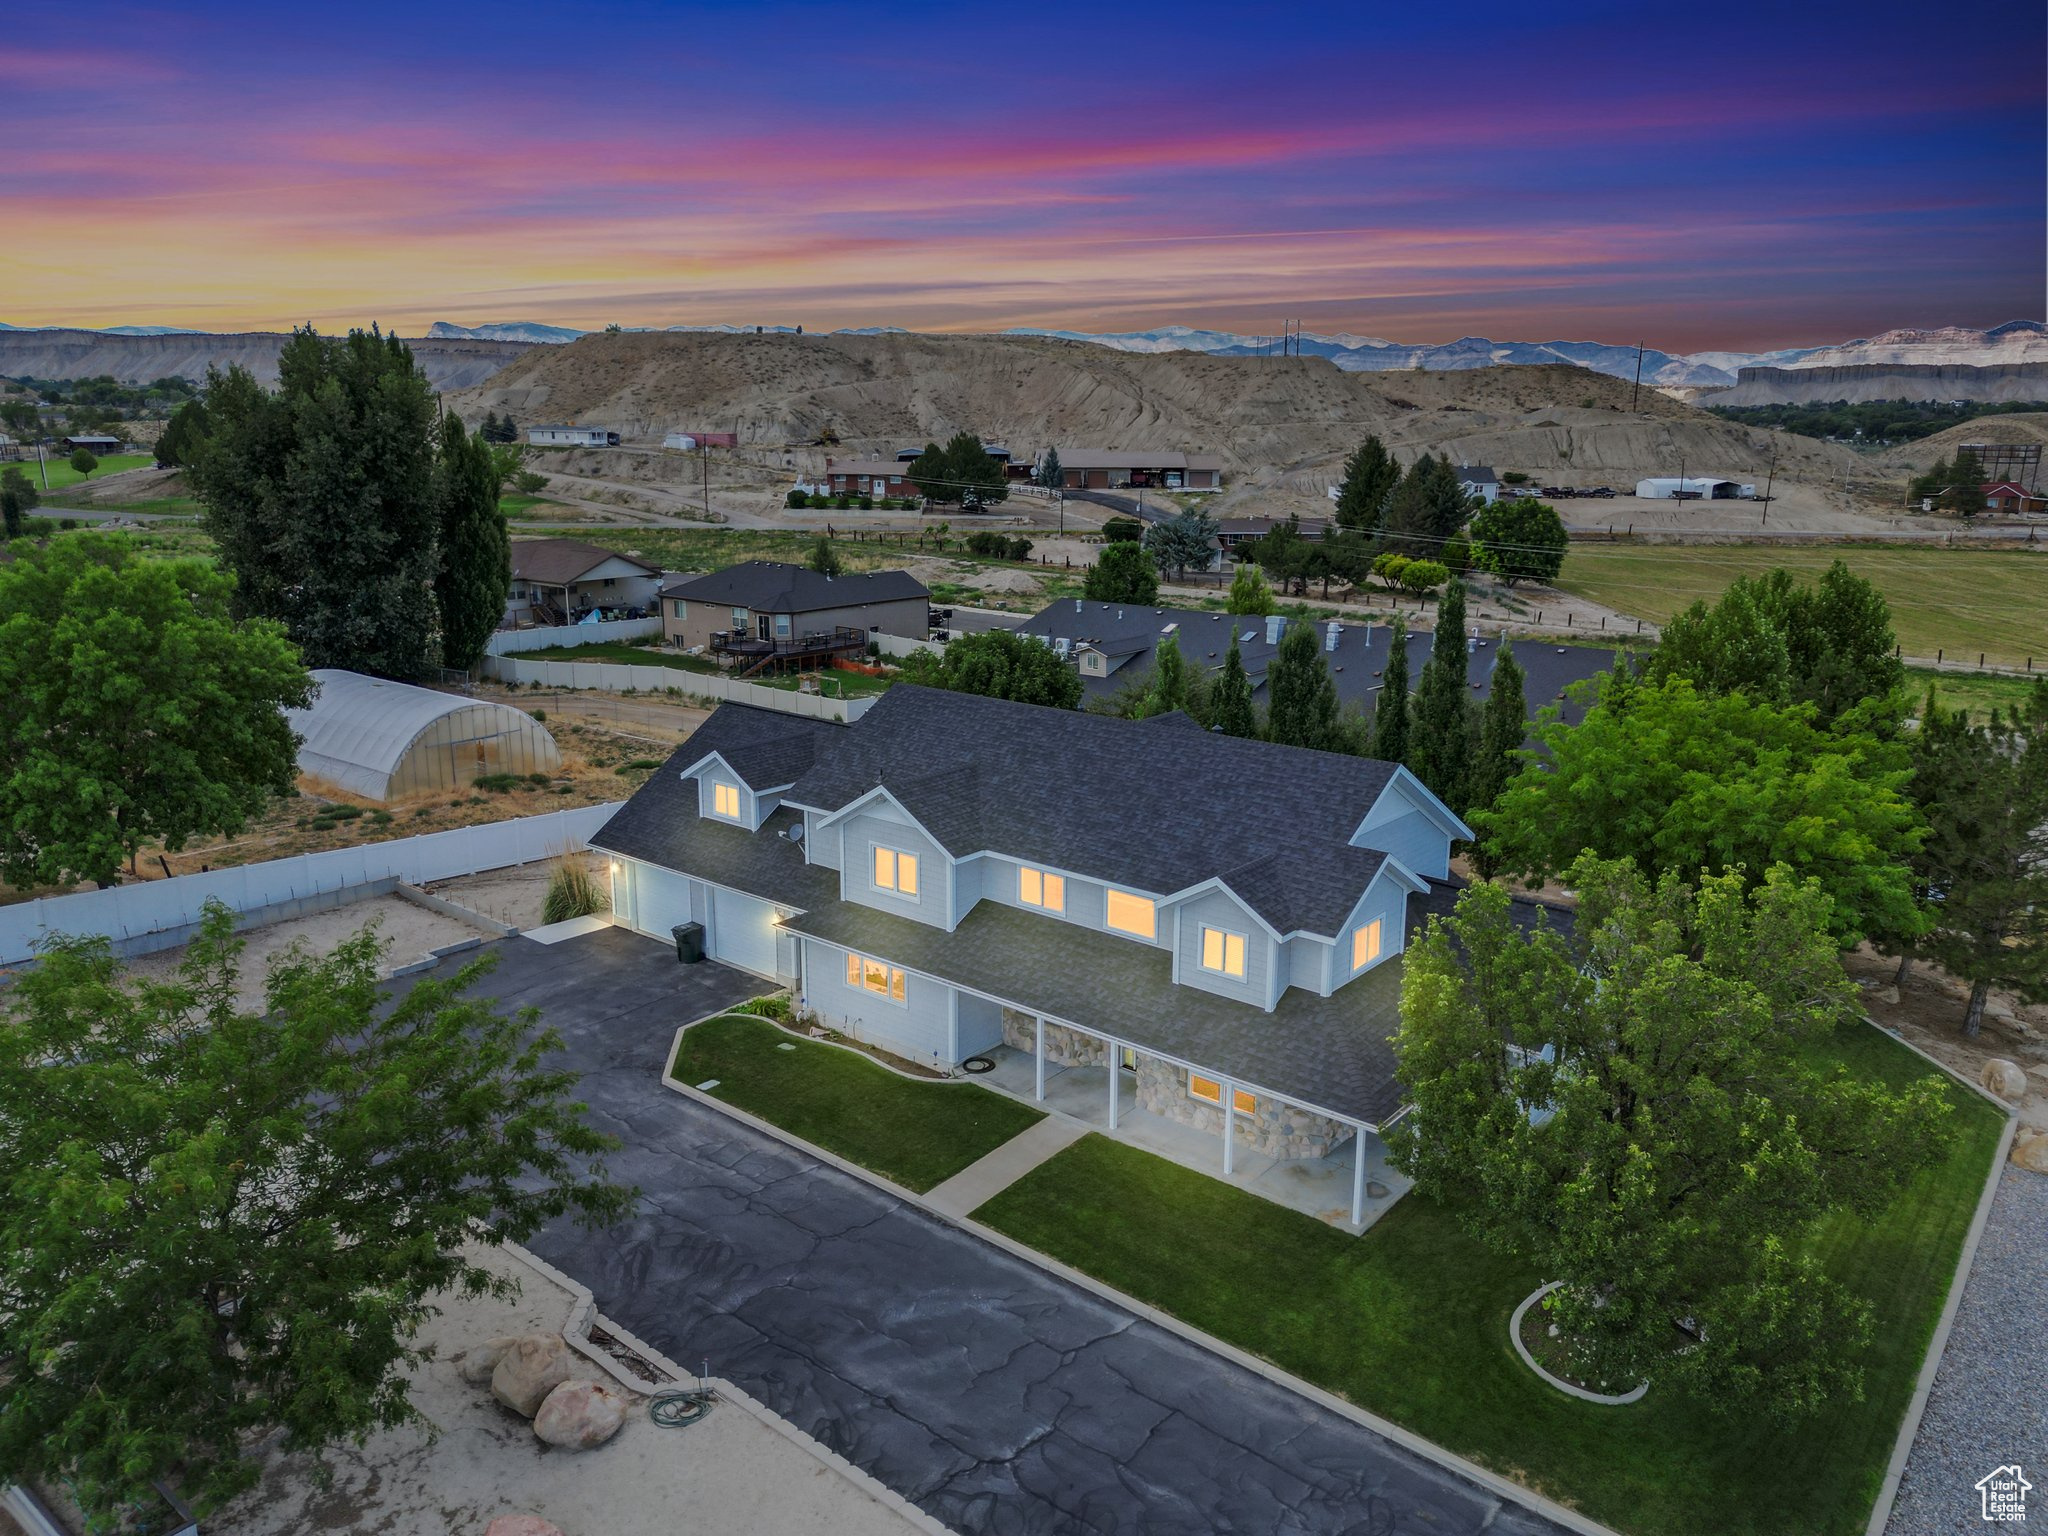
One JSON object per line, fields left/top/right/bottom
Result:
{"left": 6, "top": 0, "right": 2042, "bottom": 350}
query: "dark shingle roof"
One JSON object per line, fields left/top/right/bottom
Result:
{"left": 782, "top": 897, "right": 1408, "bottom": 1126}
{"left": 785, "top": 685, "right": 1401, "bottom": 935}
{"left": 510, "top": 538, "right": 658, "bottom": 583}
{"left": 660, "top": 561, "right": 928, "bottom": 612}
{"left": 674, "top": 702, "right": 840, "bottom": 791}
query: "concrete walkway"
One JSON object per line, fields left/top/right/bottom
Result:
{"left": 922, "top": 1115, "right": 1088, "bottom": 1218}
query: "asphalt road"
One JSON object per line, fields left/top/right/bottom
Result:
{"left": 440, "top": 927, "right": 1571, "bottom": 1536}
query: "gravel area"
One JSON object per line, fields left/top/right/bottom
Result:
{"left": 1887, "top": 1162, "right": 2046, "bottom": 1534}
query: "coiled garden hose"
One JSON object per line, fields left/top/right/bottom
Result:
{"left": 648, "top": 1387, "right": 717, "bottom": 1428}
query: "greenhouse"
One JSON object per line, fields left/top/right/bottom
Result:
{"left": 287, "top": 670, "right": 562, "bottom": 801}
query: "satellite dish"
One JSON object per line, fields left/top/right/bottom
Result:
{"left": 788, "top": 822, "right": 805, "bottom": 843}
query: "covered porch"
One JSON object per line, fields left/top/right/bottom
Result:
{"left": 971, "top": 1034, "right": 1411, "bottom": 1235}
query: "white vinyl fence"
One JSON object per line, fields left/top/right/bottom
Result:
{"left": 481, "top": 654, "right": 878, "bottom": 721}
{"left": 0, "top": 802, "right": 622, "bottom": 965}
{"left": 488, "top": 617, "right": 664, "bottom": 654}
{"left": 872, "top": 632, "right": 945, "bottom": 661}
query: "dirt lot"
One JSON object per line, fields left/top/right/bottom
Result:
{"left": 428, "top": 857, "right": 604, "bottom": 931}
{"left": 1847, "top": 946, "right": 2048, "bottom": 1134}
{"left": 121, "top": 893, "right": 498, "bottom": 1013}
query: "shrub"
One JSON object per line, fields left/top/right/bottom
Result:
{"left": 858, "top": 495, "right": 874, "bottom": 511}
{"left": 786, "top": 488, "right": 807, "bottom": 508}
{"left": 1007, "top": 536, "right": 1034, "bottom": 561}
{"left": 59, "top": 518, "right": 78, "bottom": 531}
{"left": 541, "top": 856, "right": 611, "bottom": 925}
{"left": 833, "top": 493, "right": 852, "bottom": 510}
{"left": 529, "top": 709, "right": 546, "bottom": 722}
{"left": 472, "top": 772, "right": 526, "bottom": 793}
{"left": 808, "top": 494, "right": 830, "bottom": 510}
{"left": 527, "top": 771, "right": 552, "bottom": 785}
{"left": 732, "top": 993, "right": 795, "bottom": 1022}
{"left": 617, "top": 758, "right": 661, "bottom": 774}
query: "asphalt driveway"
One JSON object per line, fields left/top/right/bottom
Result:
{"left": 436, "top": 926, "right": 1568, "bottom": 1536}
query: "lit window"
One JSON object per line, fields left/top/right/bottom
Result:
{"left": 1018, "top": 866, "right": 1065, "bottom": 912}
{"left": 1105, "top": 889, "right": 1155, "bottom": 939}
{"left": 845, "top": 951, "right": 907, "bottom": 1002}
{"left": 1188, "top": 1076, "right": 1257, "bottom": 1116}
{"left": 1200, "top": 927, "right": 1247, "bottom": 979}
{"left": 712, "top": 782, "right": 740, "bottom": 819}
{"left": 873, "top": 846, "right": 919, "bottom": 897}
{"left": 1352, "top": 919, "right": 1383, "bottom": 970}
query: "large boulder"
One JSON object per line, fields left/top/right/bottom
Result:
{"left": 491, "top": 1334, "right": 576, "bottom": 1418}
{"left": 1981, "top": 1059, "right": 2029, "bottom": 1102}
{"left": 533, "top": 1380, "right": 629, "bottom": 1450}
{"left": 484, "top": 1519, "right": 567, "bottom": 1536}
{"left": 458, "top": 1335, "right": 520, "bottom": 1386}
{"left": 2012, "top": 1130, "right": 2048, "bottom": 1175}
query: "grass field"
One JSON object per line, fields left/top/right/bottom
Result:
{"left": 1554, "top": 544, "right": 2048, "bottom": 666}
{"left": 7, "top": 452, "right": 154, "bottom": 492}
{"left": 1906, "top": 667, "right": 2048, "bottom": 721}
{"left": 974, "top": 1020, "right": 2004, "bottom": 1536}
{"left": 670, "top": 1013, "right": 1043, "bottom": 1191}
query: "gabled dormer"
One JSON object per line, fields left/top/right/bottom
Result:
{"left": 1350, "top": 766, "right": 1474, "bottom": 881}
{"left": 806, "top": 783, "right": 957, "bottom": 931}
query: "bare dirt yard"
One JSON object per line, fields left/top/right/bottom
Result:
{"left": 1846, "top": 946, "right": 2048, "bottom": 1135}
{"left": 428, "top": 855, "right": 606, "bottom": 932}
{"left": 201, "top": 1242, "right": 925, "bottom": 1536}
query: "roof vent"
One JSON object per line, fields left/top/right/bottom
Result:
{"left": 1075, "top": 598, "right": 1083, "bottom": 612}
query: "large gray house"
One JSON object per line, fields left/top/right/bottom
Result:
{"left": 592, "top": 685, "right": 1476, "bottom": 1224}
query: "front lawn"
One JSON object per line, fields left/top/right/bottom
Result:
{"left": 522, "top": 640, "right": 720, "bottom": 675}
{"left": 670, "top": 1013, "right": 1043, "bottom": 1192}
{"left": 9, "top": 452, "right": 153, "bottom": 491}
{"left": 973, "top": 1021, "right": 2004, "bottom": 1536}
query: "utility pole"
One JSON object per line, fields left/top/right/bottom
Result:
{"left": 35, "top": 438, "right": 49, "bottom": 492}
{"left": 1761, "top": 437, "right": 1778, "bottom": 528}
{"left": 1630, "top": 341, "right": 1645, "bottom": 413}
{"left": 700, "top": 445, "right": 709, "bottom": 519}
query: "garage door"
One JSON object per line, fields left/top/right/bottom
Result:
{"left": 631, "top": 863, "right": 694, "bottom": 938}
{"left": 710, "top": 885, "right": 778, "bottom": 978}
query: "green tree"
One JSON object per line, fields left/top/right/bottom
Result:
{"left": 1468, "top": 496, "right": 1566, "bottom": 585}
{"left": 1101, "top": 516, "right": 1145, "bottom": 543}
{"left": 433, "top": 413, "right": 512, "bottom": 671}
{"left": 481, "top": 409, "right": 504, "bottom": 442}
{"left": 1467, "top": 637, "right": 1526, "bottom": 870}
{"left": 190, "top": 327, "right": 442, "bottom": 678}
{"left": 1388, "top": 856, "right": 1952, "bottom": 1420}
{"left": 1142, "top": 506, "right": 1219, "bottom": 579}
{"left": 0, "top": 466, "right": 37, "bottom": 540}
{"left": 1381, "top": 453, "right": 1468, "bottom": 552}
{"left": 1263, "top": 620, "right": 1339, "bottom": 751}
{"left": 1210, "top": 630, "right": 1257, "bottom": 738}
{"left": 1906, "top": 680, "right": 2048, "bottom": 1035}
{"left": 0, "top": 535, "right": 311, "bottom": 889}
{"left": 896, "top": 629, "right": 1082, "bottom": 709}
{"left": 1246, "top": 515, "right": 1320, "bottom": 596}
{"left": 1370, "top": 616, "right": 1411, "bottom": 764}
{"left": 1084, "top": 540, "right": 1160, "bottom": 604}
{"left": 1408, "top": 579, "right": 1475, "bottom": 811}
{"left": 1038, "top": 447, "right": 1064, "bottom": 489}
{"left": 1142, "top": 633, "right": 1189, "bottom": 717}
{"left": 1226, "top": 562, "right": 1275, "bottom": 615}
{"left": 807, "top": 533, "right": 843, "bottom": 576}
{"left": 154, "top": 398, "right": 210, "bottom": 469}
{"left": 1398, "top": 558, "right": 1449, "bottom": 597}
{"left": 1479, "top": 671, "right": 1922, "bottom": 945}
{"left": 68, "top": 447, "right": 98, "bottom": 479}
{"left": 1333, "top": 434, "right": 1400, "bottom": 531}
{"left": 1942, "top": 447, "right": 1986, "bottom": 516}
{"left": 907, "top": 431, "right": 1008, "bottom": 509}
{"left": 0, "top": 904, "right": 632, "bottom": 1521}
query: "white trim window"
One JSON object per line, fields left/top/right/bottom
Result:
{"left": 1105, "top": 889, "right": 1156, "bottom": 939}
{"left": 1200, "top": 926, "right": 1247, "bottom": 979}
{"left": 711, "top": 781, "right": 742, "bottom": 820}
{"left": 1351, "top": 918, "right": 1383, "bottom": 971}
{"left": 1188, "top": 1074, "right": 1256, "bottom": 1115}
{"left": 1018, "top": 865, "right": 1065, "bottom": 913}
{"left": 845, "top": 951, "right": 907, "bottom": 1003}
{"left": 872, "top": 845, "right": 920, "bottom": 899}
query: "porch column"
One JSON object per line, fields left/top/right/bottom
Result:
{"left": 1351, "top": 1124, "right": 1368, "bottom": 1226}
{"left": 1106, "top": 1042, "right": 1121, "bottom": 1131}
{"left": 1221, "top": 1080, "right": 1235, "bottom": 1176}
{"left": 1034, "top": 1016, "right": 1046, "bottom": 1101}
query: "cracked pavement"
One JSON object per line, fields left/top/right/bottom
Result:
{"left": 438, "top": 927, "right": 1570, "bottom": 1536}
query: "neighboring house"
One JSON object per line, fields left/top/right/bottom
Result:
{"left": 1216, "top": 515, "right": 1329, "bottom": 551}
{"left": 660, "top": 561, "right": 930, "bottom": 669}
{"left": 1979, "top": 480, "right": 2047, "bottom": 514}
{"left": 61, "top": 433, "right": 123, "bottom": 456}
{"left": 506, "top": 539, "right": 663, "bottom": 625}
{"left": 527, "top": 425, "right": 619, "bottom": 447}
{"left": 823, "top": 459, "right": 922, "bottom": 498}
{"left": 1043, "top": 450, "right": 1223, "bottom": 491}
{"left": 1015, "top": 599, "right": 1618, "bottom": 727}
{"left": 594, "top": 686, "right": 1482, "bottom": 1220}
{"left": 1455, "top": 463, "right": 1501, "bottom": 504}
{"left": 665, "top": 430, "right": 738, "bottom": 449}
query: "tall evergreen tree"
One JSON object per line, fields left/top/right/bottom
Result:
{"left": 1038, "top": 447, "right": 1064, "bottom": 490}
{"left": 1211, "top": 631, "right": 1257, "bottom": 738}
{"left": 1264, "top": 621, "right": 1339, "bottom": 751}
{"left": 1380, "top": 454, "right": 1467, "bottom": 553}
{"left": 1370, "top": 616, "right": 1411, "bottom": 764}
{"left": 191, "top": 327, "right": 442, "bottom": 678}
{"left": 1943, "top": 447, "right": 1986, "bottom": 516}
{"left": 1409, "top": 579, "right": 1475, "bottom": 810}
{"left": 1467, "top": 638, "right": 1527, "bottom": 873}
{"left": 1334, "top": 435, "right": 1400, "bottom": 531}
{"left": 1142, "top": 634, "right": 1188, "bottom": 718}
{"left": 433, "top": 412, "right": 512, "bottom": 672}
{"left": 0, "top": 466, "right": 37, "bottom": 540}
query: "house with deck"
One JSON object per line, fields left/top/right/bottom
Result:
{"left": 593, "top": 685, "right": 1486, "bottom": 1225}
{"left": 660, "top": 561, "right": 929, "bottom": 674}
{"left": 506, "top": 539, "right": 663, "bottom": 625}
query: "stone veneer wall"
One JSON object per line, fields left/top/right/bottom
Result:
{"left": 1134, "top": 1057, "right": 1355, "bottom": 1161}
{"left": 1000, "top": 1006, "right": 1108, "bottom": 1067}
